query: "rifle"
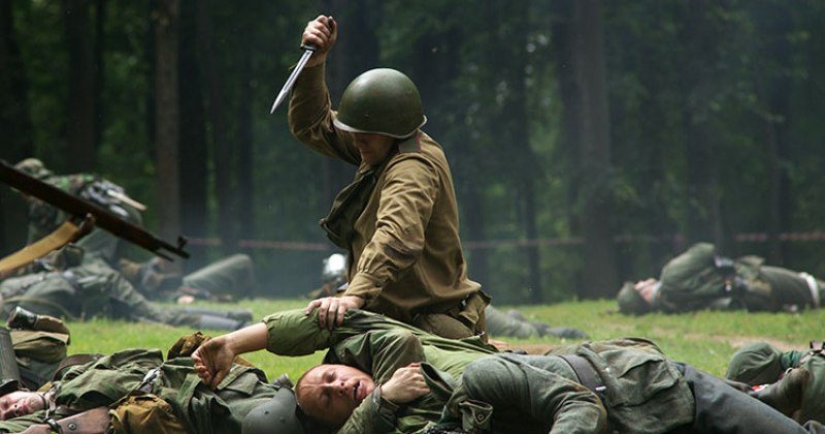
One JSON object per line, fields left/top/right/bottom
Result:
{"left": 0, "top": 159, "right": 189, "bottom": 261}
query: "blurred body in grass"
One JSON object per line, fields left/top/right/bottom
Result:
{"left": 618, "top": 242, "right": 825, "bottom": 315}
{"left": 0, "top": 247, "right": 251, "bottom": 331}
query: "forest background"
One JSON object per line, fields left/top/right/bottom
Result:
{"left": 1, "top": 0, "right": 824, "bottom": 305}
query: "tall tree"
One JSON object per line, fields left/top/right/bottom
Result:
{"left": 565, "top": 0, "right": 618, "bottom": 298}
{"left": 504, "top": 1, "right": 543, "bottom": 301}
{"left": 197, "top": 0, "right": 233, "bottom": 255}
{"left": 154, "top": 0, "right": 182, "bottom": 272}
{"left": 0, "top": 0, "right": 33, "bottom": 254}
{"left": 178, "top": 0, "right": 208, "bottom": 269}
{"left": 681, "top": 0, "right": 724, "bottom": 248}
{"left": 752, "top": 3, "right": 793, "bottom": 265}
{"left": 235, "top": 12, "right": 254, "bottom": 247}
{"left": 64, "top": 0, "right": 96, "bottom": 171}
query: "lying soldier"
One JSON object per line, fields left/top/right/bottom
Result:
{"left": 617, "top": 242, "right": 824, "bottom": 315}
{"left": 726, "top": 340, "right": 825, "bottom": 424}
{"left": 194, "top": 308, "right": 825, "bottom": 433}
{"left": 0, "top": 332, "right": 286, "bottom": 433}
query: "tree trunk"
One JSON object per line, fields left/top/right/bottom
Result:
{"left": 154, "top": 0, "right": 182, "bottom": 272}
{"left": 756, "top": 5, "right": 792, "bottom": 266}
{"left": 197, "top": 0, "right": 233, "bottom": 255}
{"left": 0, "top": 0, "right": 34, "bottom": 254}
{"left": 64, "top": 0, "right": 96, "bottom": 172}
{"left": 236, "top": 21, "right": 254, "bottom": 247}
{"left": 178, "top": 0, "right": 208, "bottom": 270}
{"left": 570, "top": 0, "right": 618, "bottom": 299}
{"left": 93, "top": 0, "right": 104, "bottom": 150}
{"left": 683, "top": 0, "right": 724, "bottom": 249}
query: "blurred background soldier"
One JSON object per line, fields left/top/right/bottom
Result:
{"left": 119, "top": 253, "right": 257, "bottom": 304}
{"left": 14, "top": 158, "right": 144, "bottom": 265}
{"left": 617, "top": 242, "right": 825, "bottom": 315}
{"left": 0, "top": 250, "right": 251, "bottom": 331}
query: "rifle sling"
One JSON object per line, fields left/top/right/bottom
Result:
{"left": 0, "top": 220, "right": 88, "bottom": 276}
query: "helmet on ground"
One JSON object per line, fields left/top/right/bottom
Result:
{"left": 725, "top": 342, "right": 784, "bottom": 386}
{"left": 14, "top": 158, "right": 53, "bottom": 180}
{"left": 333, "top": 68, "right": 427, "bottom": 139}
{"left": 242, "top": 387, "right": 304, "bottom": 434}
{"left": 617, "top": 282, "right": 651, "bottom": 315}
{"left": 321, "top": 253, "right": 347, "bottom": 288}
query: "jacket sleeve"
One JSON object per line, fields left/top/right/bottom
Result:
{"left": 447, "top": 356, "right": 607, "bottom": 434}
{"left": 345, "top": 156, "right": 438, "bottom": 302}
{"left": 287, "top": 63, "right": 361, "bottom": 165}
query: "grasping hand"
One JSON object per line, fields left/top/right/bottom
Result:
{"left": 305, "top": 295, "right": 365, "bottom": 330}
{"left": 301, "top": 15, "right": 338, "bottom": 67}
{"left": 191, "top": 337, "right": 235, "bottom": 390}
{"left": 381, "top": 363, "right": 430, "bottom": 404}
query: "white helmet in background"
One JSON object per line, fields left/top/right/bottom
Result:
{"left": 321, "top": 253, "right": 348, "bottom": 291}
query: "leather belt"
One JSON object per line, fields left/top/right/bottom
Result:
{"left": 559, "top": 354, "right": 607, "bottom": 403}
{"left": 559, "top": 354, "right": 613, "bottom": 432}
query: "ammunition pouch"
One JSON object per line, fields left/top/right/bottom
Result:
{"left": 319, "top": 167, "right": 381, "bottom": 249}
{"left": 110, "top": 393, "right": 186, "bottom": 434}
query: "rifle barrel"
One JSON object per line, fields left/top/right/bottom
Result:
{"left": 0, "top": 159, "right": 189, "bottom": 260}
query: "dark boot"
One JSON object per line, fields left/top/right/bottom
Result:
{"left": 182, "top": 307, "right": 253, "bottom": 323}
{"left": 750, "top": 367, "right": 810, "bottom": 419}
{"left": 537, "top": 325, "right": 589, "bottom": 339}
{"left": 197, "top": 315, "right": 247, "bottom": 331}
{"left": 506, "top": 309, "right": 527, "bottom": 322}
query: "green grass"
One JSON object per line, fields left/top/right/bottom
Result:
{"left": 63, "top": 298, "right": 822, "bottom": 381}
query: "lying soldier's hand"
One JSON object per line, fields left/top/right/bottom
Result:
{"left": 192, "top": 336, "right": 234, "bottom": 389}
{"left": 380, "top": 363, "right": 429, "bottom": 404}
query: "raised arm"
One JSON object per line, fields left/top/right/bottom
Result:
{"left": 192, "top": 322, "right": 268, "bottom": 389}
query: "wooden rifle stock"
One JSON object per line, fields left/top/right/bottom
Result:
{"left": 0, "top": 159, "right": 189, "bottom": 261}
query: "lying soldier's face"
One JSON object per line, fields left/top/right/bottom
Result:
{"left": 296, "top": 364, "right": 376, "bottom": 428}
{"left": 0, "top": 391, "right": 46, "bottom": 420}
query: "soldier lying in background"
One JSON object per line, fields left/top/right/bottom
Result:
{"left": 119, "top": 253, "right": 258, "bottom": 304}
{"left": 0, "top": 245, "right": 252, "bottom": 331}
{"left": 13, "top": 158, "right": 146, "bottom": 266}
{"left": 310, "top": 253, "right": 588, "bottom": 340}
{"left": 617, "top": 242, "right": 824, "bottom": 315}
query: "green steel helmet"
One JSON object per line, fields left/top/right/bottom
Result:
{"left": 617, "top": 282, "right": 652, "bottom": 315}
{"left": 333, "top": 68, "right": 427, "bottom": 139}
{"left": 725, "top": 342, "right": 785, "bottom": 386}
{"left": 242, "top": 388, "right": 304, "bottom": 434}
{"left": 14, "top": 158, "right": 53, "bottom": 180}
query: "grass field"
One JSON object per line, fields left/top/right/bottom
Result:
{"left": 63, "top": 297, "right": 821, "bottom": 382}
